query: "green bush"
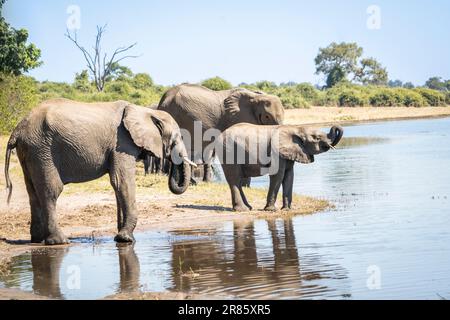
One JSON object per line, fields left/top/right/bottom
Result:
{"left": 338, "top": 89, "right": 369, "bottom": 107}
{"left": 279, "top": 93, "right": 310, "bottom": 109}
{"left": 445, "top": 92, "right": 450, "bottom": 105}
{"left": 369, "top": 88, "right": 404, "bottom": 107}
{"left": 414, "top": 88, "right": 446, "bottom": 106}
{"left": 0, "top": 74, "right": 38, "bottom": 134}
{"left": 397, "top": 88, "right": 426, "bottom": 107}
{"left": 201, "top": 77, "right": 232, "bottom": 91}
{"left": 294, "top": 83, "right": 321, "bottom": 104}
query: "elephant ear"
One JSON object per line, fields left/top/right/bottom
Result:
{"left": 224, "top": 88, "right": 264, "bottom": 115}
{"left": 272, "top": 127, "right": 313, "bottom": 164}
{"left": 123, "top": 104, "right": 163, "bottom": 159}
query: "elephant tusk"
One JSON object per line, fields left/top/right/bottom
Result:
{"left": 329, "top": 145, "right": 336, "bottom": 150}
{"left": 183, "top": 157, "right": 198, "bottom": 168}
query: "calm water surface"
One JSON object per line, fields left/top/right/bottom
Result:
{"left": 1, "top": 117, "right": 450, "bottom": 299}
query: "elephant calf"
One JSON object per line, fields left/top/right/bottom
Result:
{"left": 4, "top": 99, "right": 195, "bottom": 245}
{"left": 217, "top": 124, "right": 343, "bottom": 211}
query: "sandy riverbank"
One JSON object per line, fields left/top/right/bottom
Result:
{"left": 284, "top": 106, "right": 450, "bottom": 125}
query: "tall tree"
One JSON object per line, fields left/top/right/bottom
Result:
{"left": 425, "top": 77, "right": 448, "bottom": 91}
{"left": 315, "top": 42, "right": 388, "bottom": 87}
{"left": 0, "top": 0, "right": 42, "bottom": 76}
{"left": 315, "top": 42, "right": 363, "bottom": 86}
{"left": 65, "top": 25, "right": 138, "bottom": 92}
{"left": 355, "top": 58, "right": 388, "bottom": 85}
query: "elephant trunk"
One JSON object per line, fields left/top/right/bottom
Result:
{"left": 169, "top": 142, "right": 191, "bottom": 194}
{"left": 328, "top": 126, "right": 344, "bottom": 146}
{"left": 168, "top": 157, "right": 191, "bottom": 195}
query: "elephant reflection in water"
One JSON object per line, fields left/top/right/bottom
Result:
{"left": 30, "top": 248, "right": 68, "bottom": 299}
{"left": 170, "top": 219, "right": 325, "bottom": 298}
{"left": 27, "top": 243, "right": 140, "bottom": 298}
{"left": 117, "top": 243, "right": 140, "bottom": 292}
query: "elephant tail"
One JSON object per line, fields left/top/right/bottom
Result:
{"left": 5, "top": 131, "right": 20, "bottom": 206}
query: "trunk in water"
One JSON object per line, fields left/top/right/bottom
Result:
{"left": 168, "top": 161, "right": 191, "bottom": 195}
{"left": 328, "top": 126, "right": 344, "bottom": 146}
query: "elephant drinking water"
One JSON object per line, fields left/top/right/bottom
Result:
{"left": 4, "top": 99, "right": 195, "bottom": 245}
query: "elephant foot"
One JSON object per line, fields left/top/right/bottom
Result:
{"left": 264, "top": 205, "right": 277, "bottom": 212}
{"left": 114, "top": 231, "right": 135, "bottom": 243}
{"left": 31, "top": 230, "right": 46, "bottom": 244}
{"left": 233, "top": 205, "right": 250, "bottom": 212}
{"left": 44, "top": 232, "right": 70, "bottom": 246}
{"left": 281, "top": 206, "right": 292, "bottom": 211}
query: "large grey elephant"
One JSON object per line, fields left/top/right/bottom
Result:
{"left": 4, "top": 99, "right": 194, "bottom": 245}
{"left": 157, "top": 84, "right": 285, "bottom": 182}
{"left": 217, "top": 124, "right": 343, "bottom": 211}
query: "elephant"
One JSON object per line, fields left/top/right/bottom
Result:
{"left": 217, "top": 124, "right": 343, "bottom": 211}
{"left": 4, "top": 98, "right": 195, "bottom": 245}
{"left": 157, "top": 84, "right": 285, "bottom": 182}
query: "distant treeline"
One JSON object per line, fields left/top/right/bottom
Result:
{"left": 1, "top": 72, "right": 450, "bottom": 134}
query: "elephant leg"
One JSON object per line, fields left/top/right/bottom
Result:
{"left": 241, "top": 177, "right": 252, "bottom": 188}
{"left": 110, "top": 157, "right": 138, "bottom": 243}
{"left": 238, "top": 184, "right": 252, "bottom": 210}
{"left": 143, "top": 154, "right": 151, "bottom": 175}
{"left": 115, "top": 193, "right": 123, "bottom": 230}
{"left": 265, "top": 162, "right": 286, "bottom": 211}
{"left": 282, "top": 161, "right": 294, "bottom": 210}
{"left": 32, "top": 168, "right": 68, "bottom": 245}
{"left": 223, "top": 165, "right": 248, "bottom": 211}
{"left": 20, "top": 161, "right": 45, "bottom": 243}
{"left": 203, "top": 163, "right": 213, "bottom": 182}
{"left": 152, "top": 157, "right": 159, "bottom": 174}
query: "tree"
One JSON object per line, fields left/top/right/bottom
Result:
{"left": 355, "top": 58, "right": 388, "bottom": 85}
{"left": 315, "top": 42, "right": 363, "bottom": 86}
{"left": 315, "top": 42, "right": 388, "bottom": 87}
{"left": 425, "top": 77, "right": 448, "bottom": 91}
{"left": 326, "top": 66, "right": 346, "bottom": 88}
{"left": 65, "top": 25, "right": 139, "bottom": 92}
{"left": 0, "top": 0, "right": 42, "bottom": 76}
{"left": 388, "top": 79, "right": 403, "bottom": 87}
{"left": 73, "top": 70, "right": 92, "bottom": 92}
{"left": 403, "top": 82, "right": 415, "bottom": 89}
{"left": 201, "top": 76, "right": 232, "bottom": 91}
{"left": 255, "top": 80, "right": 277, "bottom": 91}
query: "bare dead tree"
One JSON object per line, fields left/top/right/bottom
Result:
{"left": 65, "top": 25, "right": 139, "bottom": 92}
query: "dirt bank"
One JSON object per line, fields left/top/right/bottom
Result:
{"left": 285, "top": 106, "right": 450, "bottom": 125}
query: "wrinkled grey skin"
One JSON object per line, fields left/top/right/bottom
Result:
{"left": 219, "top": 124, "right": 343, "bottom": 211}
{"left": 158, "top": 84, "right": 285, "bottom": 182}
{"left": 4, "top": 99, "right": 191, "bottom": 245}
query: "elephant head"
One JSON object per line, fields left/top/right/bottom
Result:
{"left": 123, "top": 105, "right": 194, "bottom": 194}
{"left": 274, "top": 125, "right": 344, "bottom": 163}
{"left": 224, "top": 89, "right": 285, "bottom": 126}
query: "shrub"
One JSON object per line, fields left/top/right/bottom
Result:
{"left": 294, "top": 83, "right": 321, "bottom": 104}
{"left": 201, "top": 77, "right": 232, "bottom": 91}
{"left": 414, "top": 88, "right": 446, "bottom": 106}
{"left": 0, "top": 74, "right": 38, "bottom": 134}
{"left": 104, "top": 81, "right": 132, "bottom": 95}
{"left": 397, "top": 88, "right": 426, "bottom": 107}
{"left": 445, "top": 92, "right": 450, "bottom": 105}
{"left": 132, "top": 73, "right": 154, "bottom": 90}
{"left": 338, "top": 89, "right": 369, "bottom": 107}
{"left": 369, "top": 88, "right": 404, "bottom": 107}
{"left": 279, "top": 94, "right": 310, "bottom": 109}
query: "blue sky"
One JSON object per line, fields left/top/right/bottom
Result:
{"left": 3, "top": 0, "right": 450, "bottom": 86}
